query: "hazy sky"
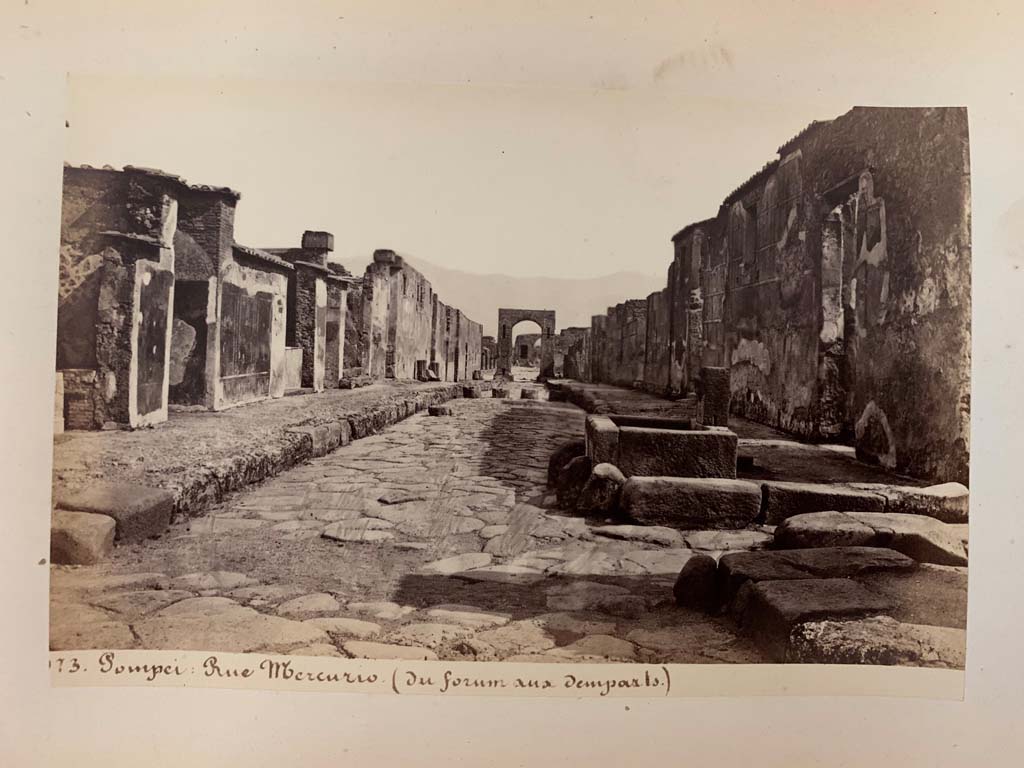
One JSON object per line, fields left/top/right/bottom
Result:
{"left": 66, "top": 75, "right": 835, "bottom": 279}
{"left": 60, "top": 2, "right": 1019, "bottom": 282}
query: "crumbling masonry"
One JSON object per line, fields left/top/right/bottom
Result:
{"left": 585, "top": 107, "right": 971, "bottom": 485}
{"left": 56, "top": 165, "right": 484, "bottom": 430}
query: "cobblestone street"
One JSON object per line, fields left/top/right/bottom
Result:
{"left": 50, "top": 380, "right": 771, "bottom": 663}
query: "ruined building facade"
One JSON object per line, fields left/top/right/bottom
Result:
{"left": 588, "top": 107, "right": 971, "bottom": 485}
{"left": 56, "top": 165, "right": 484, "bottom": 431}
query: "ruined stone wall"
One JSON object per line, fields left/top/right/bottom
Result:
{"left": 461, "top": 315, "right": 484, "bottom": 379}
{"left": 799, "top": 107, "right": 971, "bottom": 483}
{"left": 558, "top": 327, "right": 591, "bottom": 381}
{"left": 386, "top": 257, "right": 435, "bottom": 379}
{"left": 57, "top": 166, "right": 178, "bottom": 428}
{"left": 587, "top": 106, "right": 971, "bottom": 484}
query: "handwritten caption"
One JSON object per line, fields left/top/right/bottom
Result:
{"left": 49, "top": 651, "right": 672, "bottom": 697}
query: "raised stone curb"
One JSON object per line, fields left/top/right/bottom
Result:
{"left": 761, "top": 480, "right": 886, "bottom": 524}
{"left": 775, "top": 511, "right": 968, "bottom": 566}
{"left": 55, "top": 482, "right": 174, "bottom": 543}
{"left": 787, "top": 615, "right": 966, "bottom": 668}
{"left": 840, "top": 482, "right": 970, "bottom": 524}
{"left": 620, "top": 477, "right": 762, "bottom": 530}
{"left": 50, "top": 510, "right": 116, "bottom": 565}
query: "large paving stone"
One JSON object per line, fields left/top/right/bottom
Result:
{"left": 544, "top": 580, "right": 632, "bottom": 611}
{"left": 424, "top": 608, "right": 510, "bottom": 629}
{"left": 322, "top": 519, "right": 395, "bottom": 543}
{"left": 134, "top": 597, "right": 330, "bottom": 652}
{"left": 50, "top": 510, "right": 115, "bottom": 565}
{"left": 683, "top": 529, "right": 774, "bottom": 551}
{"left": 843, "top": 482, "right": 969, "bottom": 524}
{"left": 736, "top": 578, "right": 896, "bottom": 660}
{"left": 50, "top": 602, "right": 137, "bottom": 651}
{"left": 304, "top": 617, "right": 382, "bottom": 639}
{"left": 777, "top": 511, "right": 968, "bottom": 566}
{"left": 92, "top": 589, "right": 194, "bottom": 618}
{"left": 592, "top": 524, "right": 685, "bottom": 548}
{"left": 475, "top": 619, "right": 556, "bottom": 657}
{"left": 761, "top": 481, "right": 886, "bottom": 524}
{"left": 276, "top": 593, "right": 342, "bottom": 618}
{"left": 170, "top": 571, "right": 260, "bottom": 592}
{"left": 55, "top": 482, "right": 174, "bottom": 543}
{"left": 346, "top": 601, "right": 417, "bottom": 620}
{"left": 386, "top": 622, "right": 473, "bottom": 649}
{"left": 788, "top": 615, "right": 966, "bottom": 668}
{"left": 621, "top": 477, "right": 762, "bottom": 530}
{"left": 620, "top": 548, "right": 693, "bottom": 575}
{"left": 549, "top": 634, "right": 638, "bottom": 661}
{"left": 718, "top": 547, "right": 916, "bottom": 603}
{"left": 421, "top": 552, "right": 493, "bottom": 575}
{"left": 342, "top": 641, "right": 438, "bottom": 661}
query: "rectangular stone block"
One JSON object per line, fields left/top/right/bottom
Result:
{"left": 718, "top": 547, "right": 916, "bottom": 604}
{"left": 737, "top": 578, "right": 896, "bottom": 661}
{"left": 50, "top": 510, "right": 116, "bottom": 565}
{"left": 585, "top": 413, "right": 737, "bottom": 478}
{"left": 621, "top": 477, "right": 762, "bottom": 530}
{"left": 843, "top": 482, "right": 969, "bottom": 524}
{"left": 762, "top": 480, "right": 886, "bottom": 524}
{"left": 55, "top": 482, "right": 174, "bottom": 543}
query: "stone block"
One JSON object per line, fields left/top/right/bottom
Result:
{"left": 788, "top": 615, "right": 966, "bottom": 668}
{"left": 56, "top": 482, "right": 174, "bottom": 543}
{"left": 673, "top": 553, "right": 719, "bottom": 612}
{"left": 842, "top": 482, "right": 969, "bottom": 524}
{"left": 428, "top": 405, "right": 452, "bottom": 416}
{"left": 718, "top": 547, "right": 916, "bottom": 604}
{"left": 776, "top": 511, "right": 967, "bottom": 566}
{"left": 50, "top": 510, "right": 116, "bottom": 565}
{"left": 585, "top": 413, "right": 737, "bottom": 478}
{"left": 492, "top": 387, "right": 509, "bottom": 399}
{"left": 761, "top": 481, "right": 886, "bottom": 524}
{"left": 577, "top": 462, "right": 626, "bottom": 515}
{"left": 520, "top": 388, "right": 539, "bottom": 399}
{"left": 620, "top": 477, "right": 762, "bottom": 530}
{"left": 737, "top": 578, "right": 896, "bottom": 661}
{"left": 463, "top": 386, "right": 482, "bottom": 398}
{"left": 547, "top": 438, "right": 586, "bottom": 488}
{"left": 471, "top": 370, "right": 484, "bottom": 380}
{"left": 698, "top": 366, "right": 730, "bottom": 427}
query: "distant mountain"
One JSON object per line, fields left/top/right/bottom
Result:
{"left": 398, "top": 255, "right": 665, "bottom": 337}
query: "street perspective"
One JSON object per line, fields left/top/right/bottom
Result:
{"left": 49, "top": 86, "right": 970, "bottom": 670}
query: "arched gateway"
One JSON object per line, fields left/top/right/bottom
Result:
{"left": 497, "top": 308, "right": 556, "bottom": 380}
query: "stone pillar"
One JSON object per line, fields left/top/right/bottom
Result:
{"left": 698, "top": 366, "right": 731, "bottom": 427}
{"left": 294, "top": 263, "right": 327, "bottom": 391}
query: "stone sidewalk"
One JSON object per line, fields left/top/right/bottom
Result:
{"left": 52, "top": 381, "right": 462, "bottom": 517}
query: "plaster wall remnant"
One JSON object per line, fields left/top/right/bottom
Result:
{"left": 587, "top": 107, "right": 971, "bottom": 485}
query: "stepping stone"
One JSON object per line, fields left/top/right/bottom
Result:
{"left": 305, "top": 617, "right": 382, "bottom": 639}
{"left": 577, "top": 463, "right": 626, "bottom": 515}
{"left": 736, "top": 578, "right": 895, "bottom": 660}
{"left": 170, "top": 571, "right": 259, "bottom": 591}
{"left": 421, "top": 552, "right": 492, "bottom": 575}
{"left": 776, "top": 511, "right": 968, "bottom": 566}
{"left": 673, "top": 554, "right": 718, "bottom": 612}
{"left": 50, "top": 510, "right": 115, "bottom": 565}
{"left": 55, "top": 482, "right": 174, "bottom": 543}
{"left": 593, "top": 524, "right": 685, "bottom": 548}
{"left": 342, "top": 641, "right": 438, "bottom": 661}
{"left": 134, "top": 597, "right": 329, "bottom": 652}
{"left": 276, "top": 593, "right": 342, "bottom": 618}
{"left": 761, "top": 481, "right": 886, "bottom": 524}
{"left": 520, "top": 388, "right": 540, "bottom": 400}
{"left": 788, "top": 615, "right": 966, "bottom": 668}
{"left": 427, "top": 405, "right": 452, "bottom": 416}
{"left": 621, "top": 477, "right": 762, "bottom": 529}
{"left": 322, "top": 519, "right": 395, "bottom": 543}
{"left": 718, "top": 547, "right": 916, "bottom": 604}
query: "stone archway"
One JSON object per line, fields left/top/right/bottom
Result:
{"left": 497, "top": 308, "right": 556, "bottom": 380}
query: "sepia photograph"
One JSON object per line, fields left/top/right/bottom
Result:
{"left": 48, "top": 74, "right": 971, "bottom": 670}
